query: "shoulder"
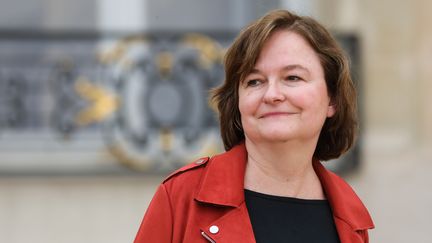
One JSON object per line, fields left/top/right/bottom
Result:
{"left": 161, "top": 157, "right": 210, "bottom": 189}
{"left": 156, "top": 157, "right": 212, "bottom": 206}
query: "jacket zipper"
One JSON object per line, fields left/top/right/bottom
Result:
{"left": 201, "top": 231, "right": 216, "bottom": 243}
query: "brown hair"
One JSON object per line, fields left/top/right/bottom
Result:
{"left": 211, "top": 9, "right": 358, "bottom": 161}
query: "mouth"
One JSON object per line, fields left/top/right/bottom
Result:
{"left": 259, "top": 112, "right": 297, "bottom": 119}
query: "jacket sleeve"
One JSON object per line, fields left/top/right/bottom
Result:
{"left": 134, "top": 184, "right": 173, "bottom": 243}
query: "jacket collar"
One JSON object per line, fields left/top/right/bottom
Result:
{"left": 313, "top": 161, "right": 374, "bottom": 231}
{"left": 195, "top": 142, "right": 374, "bottom": 231}
{"left": 195, "top": 142, "right": 247, "bottom": 207}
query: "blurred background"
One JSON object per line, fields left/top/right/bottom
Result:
{"left": 0, "top": 0, "right": 431, "bottom": 242}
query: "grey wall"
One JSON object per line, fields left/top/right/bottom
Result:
{"left": 0, "top": 0, "right": 97, "bottom": 30}
{"left": 0, "top": 0, "right": 279, "bottom": 32}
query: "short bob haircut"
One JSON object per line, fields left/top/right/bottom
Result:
{"left": 211, "top": 9, "right": 358, "bottom": 161}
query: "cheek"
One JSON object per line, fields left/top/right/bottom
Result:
{"left": 290, "top": 85, "right": 330, "bottom": 110}
{"left": 238, "top": 90, "right": 260, "bottom": 115}
{"left": 238, "top": 92, "right": 247, "bottom": 116}
{"left": 289, "top": 88, "right": 317, "bottom": 107}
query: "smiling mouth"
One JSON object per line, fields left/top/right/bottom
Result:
{"left": 260, "top": 112, "right": 297, "bottom": 118}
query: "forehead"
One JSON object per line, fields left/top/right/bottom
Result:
{"left": 254, "top": 30, "right": 323, "bottom": 74}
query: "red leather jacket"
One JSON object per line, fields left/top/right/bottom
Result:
{"left": 135, "top": 143, "right": 374, "bottom": 243}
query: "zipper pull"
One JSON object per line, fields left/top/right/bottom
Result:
{"left": 201, "top": 231, "right": 216, "bottom": 243}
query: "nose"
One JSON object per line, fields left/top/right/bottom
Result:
{"left": 263, "top": 80, "right": 285, "bottom": 104}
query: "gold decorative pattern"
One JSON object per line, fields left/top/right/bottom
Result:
{"left": 181, "top": 33, "right": 225, "bottom": 69}
{"left": 74, "top": 77, "right": 119, "bottom": 126}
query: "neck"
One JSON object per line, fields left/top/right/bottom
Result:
{"left": 243, "top": 138, "right": 325, "bottom": 199}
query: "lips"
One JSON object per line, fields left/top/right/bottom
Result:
{"left": 259, "top": 111, "right": 297, "bottom": 118}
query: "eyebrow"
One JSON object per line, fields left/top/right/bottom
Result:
{"left": 249, "top": 64, "right": 311, "bottom": 75}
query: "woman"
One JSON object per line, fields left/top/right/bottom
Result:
{"left": 135, "top": 9, "right": 374, "bottom": 243}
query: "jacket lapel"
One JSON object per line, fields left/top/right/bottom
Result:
{"left": 195, "top": 143, "right": 247, "bottom": 207}
{"left": 195, "top": 143, "right": 256, "bottom": 242}
{"left": 334, "top": 217, "right": 366, "bottom": 243}
{"left": 200, "top": 203, "right": 256, "bottom": 243}
{"left": 314, "top": 161, "right": 375, "bottom": 242}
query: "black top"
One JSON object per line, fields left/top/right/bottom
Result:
{"left": 244, "top": 189, "right": 340, "bottom": 243}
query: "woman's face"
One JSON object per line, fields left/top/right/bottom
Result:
{"left": 238, "top": 30, "right": 335, "bottom": 144}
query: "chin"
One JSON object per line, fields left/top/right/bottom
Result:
{"left": 259, "top": 132, "right": 295, "bottom": 143}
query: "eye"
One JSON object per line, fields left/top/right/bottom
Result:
{"left": 245, "top": 79, "right": 262, "bottom": 87}
{"left": 286, "top": 75, "right": 302, "bottom": 81}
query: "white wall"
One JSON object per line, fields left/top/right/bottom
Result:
{"left": 0, "top": 176, "right": 162, "bottom": 243}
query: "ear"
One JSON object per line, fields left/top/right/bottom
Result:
{"left": 327, "top": 104, "right": 335, "bottom": 117}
